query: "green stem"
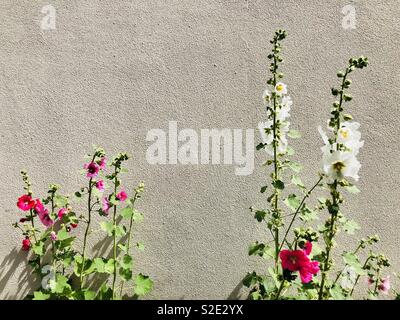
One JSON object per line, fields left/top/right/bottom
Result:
{"left": 119, "top": 192, "right": 138, "bottom": 297}
{"left": 278, "top": 177, "right": 323, "bottom": 253}
{"left": 349, "top": 256, "right": 372, "bottom": 296}
{"left": 112, "top": 167, "right": 118, "bottom": 300}
{"left": 275, "top": 280, "right": 285, "bottom": 300}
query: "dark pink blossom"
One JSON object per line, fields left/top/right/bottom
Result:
{"left": 96, "top": 180, "right": 105, "bottom": 192}
{"left": 84, "top": 162, "right": 99, "bottom": 178}
{"left": 102, "top": 198, "right": 111, "bottom": 215}
{"left": 98, "top": 157, "right": 107, "bottom": 170}
{"left": 116, "top": 190, "right": 128, "bottom": 202}
{"left": 22, "top": 238, "right": 31, "bottom": 251}
{"left": 17, "top": 195, "right": 35, "bottom": 211}
{"left": 58, "top": 208, "right": 67, "bottom": 219}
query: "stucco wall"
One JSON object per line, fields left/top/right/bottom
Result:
{"left": 0, "top": 0, "right": 399, "bottom": 299}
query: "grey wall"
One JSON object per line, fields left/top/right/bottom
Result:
{"left": 0, "top": 0, "right": 399, "bottom": 299}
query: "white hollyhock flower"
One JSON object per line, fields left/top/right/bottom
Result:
{"left": 275, "top": 82, "right": 287, "bottom": 95}
{"left": 338, "top": 121, "right": 364, "bottom": 155}
{"left": 318, "top": 126, "right": 335, "bottom": 157}
{"left": 323, "top": 150, "right": 361, "bottom": 181}
{"left": 258, "top": 120, "right": 274, "bottom": 145}
{"left": 277, "top": 96, "right": 292, "bottom": 122}
{"left": 340, "top": 266, "right": 357, "bottom": 290}
{"left": 262, "top": 89, "right": 271, "bottom": 105}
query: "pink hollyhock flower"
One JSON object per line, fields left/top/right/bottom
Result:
{"left": 22, "top": 238, "right": 31, "bottom": 251}
{"left": 50, "top": 231, "right": 57, "bottom": 241}
{"left": 280, "top": 248, "right": 320, "bottom": 284}
{"left": 378, "top": 276, "right": 390, "bottom": 295}
{"left": 38, "top": 209, "right": 53, "bottom": 227}
{"left": 84, "top": 162, "right": 99, "bottom": 178}
{"left": 33, "top": 199, "right": 45, "bottom": 213}
{"left": 58, "top": 208, "right": 67, "bottom": 219}
{"left": 299, "top": 261, "right": 320, "bottom": 284}
{"left": 102, "top": 197, "right": 111, "bottom": 215}
{"left": 280, "top": 249, "right": 310, "bottom": 272}
{"left": 17, "top": 195, "right": 35, "bottom": 211}
{"left": 98, "top": 157, "right": 107, "bottom": 170}
{"left": 303, "top": 241, "right": 312, "bottom": 256}
{"left": 116, "top": 190, "right": 128, "bottom": 202}
{"left": 96, "top": 180, "right": 105, "bottom": 192}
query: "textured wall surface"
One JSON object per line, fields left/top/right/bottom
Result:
{"left": 0, "top": 0, "right": 399, "bottom": 299}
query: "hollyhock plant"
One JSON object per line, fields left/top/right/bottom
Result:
{"left": 12, "top": 147, "right": 152, "bottom": 300}
{"left": 17, "top": 195, "right": 35, "bottom": 211}
{"left": 245, "top": 30, "right": 392, "bottom": 300}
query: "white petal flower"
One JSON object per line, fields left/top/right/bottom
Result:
{"left": 275, "top": 82, "right": 287, "bottom": 95}
{"left": 318, "top": 126, "right": 335, "bottom": 156}
{"left": 258, "top": 121, "right": 274, "bottom": 145}
{"left": 340, "top": 266, "right": 357, "bottom": 290}
{"left": 323, "top": 150, "right": 361, "bottom": 181}
{"left": 338, "top": 121, "right": 364, "bottom": 155}
{"left": 277, "top": 96, "right": 292, "bottom": 121}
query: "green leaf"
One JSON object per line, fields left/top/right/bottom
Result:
{"left": 330, "top": 285, "right": 346, "bottom": 300}
{"left": 32, "top": 242, "right": 44, "bottom": 256}
{"left": 119, "top": 268, "right": 132, "bottom": 281}
{"left": 33, "top": 291, "right": 51, "bottom": 300}
{"left": 243, "top": 271, "right": 261, "bottom": 288}
{"left": 57, "top": 236, "right": 75, "bottom": 250}
{"left": 254, "top": 210, "right": 267, "bottom": 222}
{"left": 284, "top": 194, "right": 300, "bottom": 212}
{"left": 344, "top": 185, "right": 360, "bottom": 194}
{"left": 54, "top": 195, "right": 68, "bottom": 208}
{"left": 120, "top": 207, "right": 134, "bottom": 219}
{"left": 100, "top": 221, "right": 114, "bottom": 236}
{"left": 96, "top": 284, "right": 113, "bottom": 300}
{"left": 132, "top": 209, "right": 144, "bottom": 222}
{"left": 291, "top": 175, "right": 306, "bottom": 189}
{"left": 120, "top": 254, "right": 134, "bottom": 270}
{"left": 260, "top": 186, "right": 268, "bottom": 193}
{"left": 83, "top": 290, "right": 96, "bottom": 300}
{"left": 256, "top": 143, "right": 265, "bottom": 151}
{"left": 272, "top": 180, "right": 285, "bottom": 190}
{"left": 136, "top": 242, "right": 145, "bottom": 251}
{"left": 287, "top": 161, "right": 303, "bottom": 173}
{"left": 288, "top": 129, "right": 301, "bottom": 139}
{"left": 115, "top": 225, "right": 126, "bottom": 237}
{"left": 300, "top": 205, "right": 319, "bottom": 222}
{"left": 343, "top": 219, "right": 360, "bottom": 235}
{"left": 57, "top": 228, "right": 70, "bottom": 241}
{"left": 134, "top": 274, "right": 153, "bottom": 296}
{"left": 249, "top": 242, "right": 265, "bottom": 256}
{"left": 342, "top": 252, "right": 366, "bottom": 275}
{"left": 92, "top": 187, "right": 103, "bottom": 199}
{"left": 104, "top": 259, "right": 115, "bottom": 274}
{"left": 93, "top": 258, "right": 106, "bottom": 273}
{"left": 53, "top": 275, "right": 71, "bottom": 295}
{"left": 286, "top": 146, "right": 295, "bottom": 156}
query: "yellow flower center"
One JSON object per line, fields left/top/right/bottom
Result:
{"left": 276, "top": 84, "right": 284, "bottom": 92}
{"left": 339, "top": 129, "right": 349, "bottom": 139}
{"left": 333, "top": 161, "right": 345, "bottom": 172}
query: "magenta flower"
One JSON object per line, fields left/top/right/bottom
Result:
{"left": 34, "top": 199, "right": 53, "bottom": 227}
{"left": 96, "top": 180, "right": 105, "bottom": 192}
{"left": 98, "top": 157, "right": 107, "bottom": 170}
{"left": 378, "top": 276, "right": 390, "bottom": 295}
{"left": 116, "top": 190, "right": 128, "bottom": 202}
{"left": 17, "top": 195, "right": 35, "bottom": 211}
{"left": 84, "top": 162, "right": 99, "bottom": 178}
{"left": 58, "top": 208, "right": 67, "bottom": 219}
{"left": 50, "top": 231, "right": 57, "bottom": 241}
{"left": 102, "top": 197, "right": 111, "bottom": 215}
